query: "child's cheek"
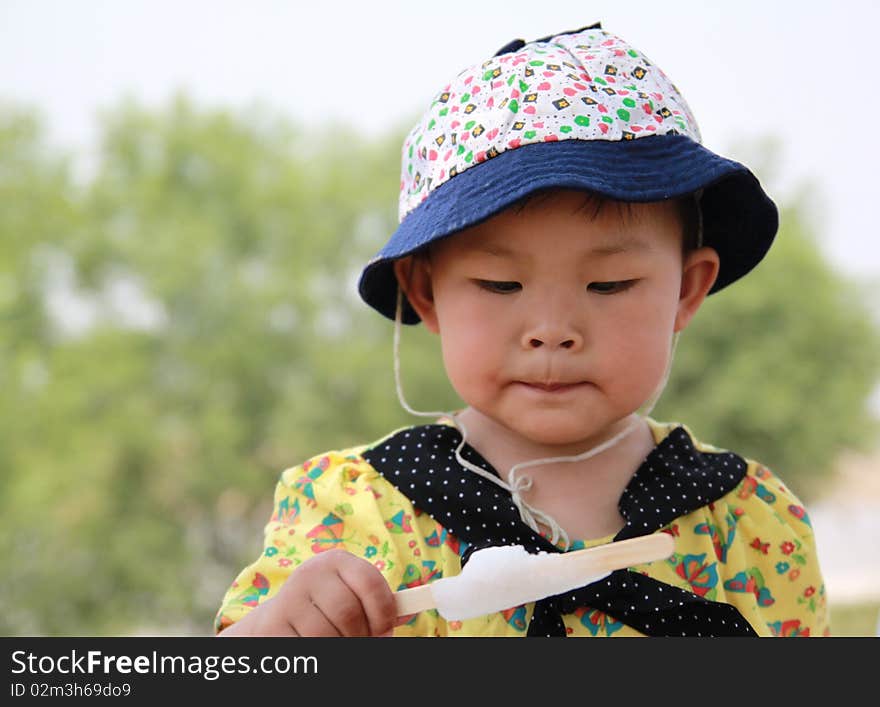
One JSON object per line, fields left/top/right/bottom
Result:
{"left": 440, "top": 327, "right": 491, "bottom": 379}
{"left": 607, "top": 327, "right": 672, "bottom": 400}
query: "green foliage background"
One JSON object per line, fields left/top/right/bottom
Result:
{"left": 1, "top": 97, "right": 878, "bottom": 636}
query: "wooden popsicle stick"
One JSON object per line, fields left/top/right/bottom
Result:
{"left": 393, "top": 533, "right": 674, "bottom": 617}
{"left": 559, "top": 532, "right": 675, "bottom": 574}
{"left": 394, "top": 584, "right": 435, "bottom": 617}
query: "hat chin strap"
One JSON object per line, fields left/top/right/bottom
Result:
{"left": 392, "top": 286, "right": 679, "bottom": 551}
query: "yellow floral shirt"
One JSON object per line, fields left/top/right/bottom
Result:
{"left": 215, "top": 418, "right": 829, "bottom": 637}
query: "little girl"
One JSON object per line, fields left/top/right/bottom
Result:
{"left": 215, "top": 23, "right": 828, "bottom": 637}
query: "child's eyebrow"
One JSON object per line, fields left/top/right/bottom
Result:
{"left": 473, "top": 243, "right": 516, "bottom": 257}
{"left": 473, "top": 237, "right": 653, "bottom": 258}
{"left": 589, "top": 237, "right": 654, "bottom": 256}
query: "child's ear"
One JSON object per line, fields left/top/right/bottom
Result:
{"left": 393, "top": 254, "right": 440, "bottom": 333}
{"left": 674, "top": 246, "right": 721, "bottom": 332}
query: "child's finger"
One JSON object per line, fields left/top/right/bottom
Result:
{"left": 337, "top": 556, "right": 397, "bottom": 636}
{"left": 308, "top": 578, "right": 372, "bottom": 637}
{"left": 286, "top": 596, "right": 343, "bottom": 637}
{"left": 273, "top": 550, "right": 372, "bottom": 636}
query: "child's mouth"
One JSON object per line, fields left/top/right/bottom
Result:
{"left": 519, "top": 381, "right": 588, "bottom": 393}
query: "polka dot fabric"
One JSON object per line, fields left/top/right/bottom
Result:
{"left": 615, "top": 429, "right": 747, "bottom": 541}
{"left": 399, "top": 23, "right": 700, "bottom": 220}
{"left": 214, "top": 419, "right": 830, "bottom": 637}
{"left": 366, "top": 424, "right": 756, "bottom": 636}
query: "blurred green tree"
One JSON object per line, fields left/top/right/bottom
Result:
{"left": 0, "top": 99, "right": 877, "bottom": 636}
{"left": 656, "top": 197, "right": 880, "bottom": 496}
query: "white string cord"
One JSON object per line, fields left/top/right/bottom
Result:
{"left": 392, "top": 284, "right": 680, "bottom": 551}
{"left": 392, "top": 287, "right": 452, "bottom": 420}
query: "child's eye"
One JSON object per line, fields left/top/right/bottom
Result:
{"left": 588, "top": 280, "right": 637, "bottom": 295}
{"left": 476, "top": 280, "right": 522, "bottom": 294}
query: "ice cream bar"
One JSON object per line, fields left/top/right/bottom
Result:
{"left": 394, "top": 533, "right": 674, "bottom": 621}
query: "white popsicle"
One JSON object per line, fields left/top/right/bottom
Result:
{"left": 394, "top": 533, "right": 674, "bottom": 621}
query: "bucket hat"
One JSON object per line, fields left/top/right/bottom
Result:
{"left": 358, "top": 22, "right": 778, "bottom": 324}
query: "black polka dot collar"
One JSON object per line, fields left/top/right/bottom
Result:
{"left": 362, "top": 422, "right": 756, "bottom": 636}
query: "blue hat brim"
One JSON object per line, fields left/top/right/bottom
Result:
{"left": 358, "top": 134, "right": 778, "bottom": 324}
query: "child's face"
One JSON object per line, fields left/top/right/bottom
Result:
{"left": 396, "top": 190, "right": 719, "bottom": 451}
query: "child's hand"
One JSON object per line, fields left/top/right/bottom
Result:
{"left": 219, "top": 549, "right": 411, "bottom": 637}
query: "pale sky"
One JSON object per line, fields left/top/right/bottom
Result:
{"left": 2, "top": 0, "right": 879, "bottom": 291}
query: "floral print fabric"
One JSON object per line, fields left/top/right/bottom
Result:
{"left": 214, "top": 418, "right": 829, "bottom": 637}
{"left": 399, "top": 25, "right": 701, "bottom": 219}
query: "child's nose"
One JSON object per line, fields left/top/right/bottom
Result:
{"left": 521, "top": 327, "right": 584, "bottom": 351}
{"left": 524, "top": 335, "right": 580, "bottom": 350}
{"left": 520, "top": 289, "right": 585, "bottom": 351}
